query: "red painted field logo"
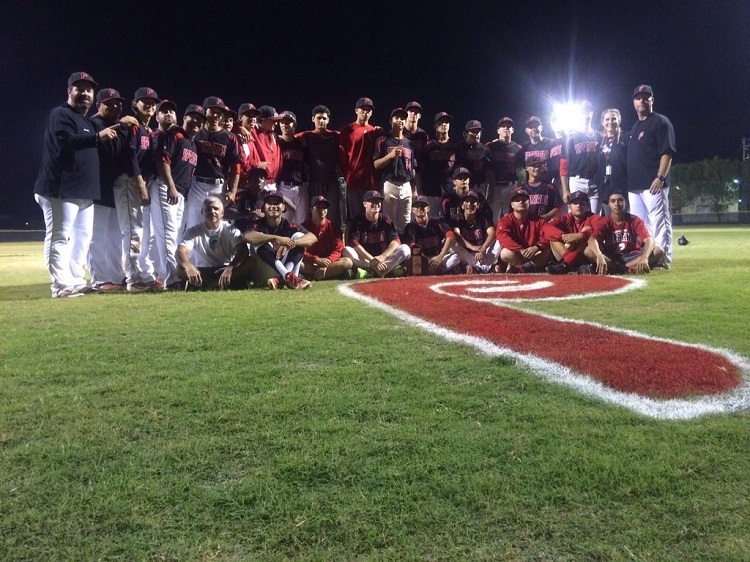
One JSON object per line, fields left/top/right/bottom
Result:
{"left": 341, "top": 275, "right": 750, "bottom": 420}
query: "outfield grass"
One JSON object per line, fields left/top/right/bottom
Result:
{"left": 1, "top": 226, "right": 749, "bottom": 561}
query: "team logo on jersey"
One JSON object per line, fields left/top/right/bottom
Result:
{"left": 341, "top": 276, "right": 750, "bottom": 419}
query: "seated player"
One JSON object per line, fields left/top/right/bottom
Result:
{"left": 343, "top": 190, "right": 411, "bottom": 277}
{"left": 440, "top": 167, "right": 492, "bottom": 225}
{"left": 546, "top": 190, "right": 605, "bottom": 274}
{"left": 452, "top": 190, "right": 501, "bottom": 274}
{"left": 402, "top": 196, "right": 459, "bottom": 275}
{"left": 301, "top": 195, "right": 354, "bottom": 280}
{"left": 589, "top": 189, "right": 665, "bottom": 274}
{"left": 175, "top": 196, "right": 255, "bottom": 290}
{"left": 240, "top": 192, "right": 318, "bottom": 289}
{"left": 525, "top": 156, "right": 563, "bottom": 220}
{"left": 496, "top": 187, "right": 564, "bottom": 272}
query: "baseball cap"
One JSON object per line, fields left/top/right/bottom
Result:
{"left": 497, "top": 116, "right": 514, "bottom": 128}
{"left": 356, "top": 97, "right": 374, "bottom": 109}
{"left": 185, "top": 104, "right": 205, "bottom": 117}
{"left": 569, "top": 191, "right": 590, "bottom": 203}
{"left": 68, "top": 71, "right": 97, "bottom": 89}
{"left": 158, "top": 99, "right": 177, "bottom": 113}
{"left": 226, "top": 107, "right": 237, "bottom": 120}
{"left": 464, "top": 120, "right": 483, "bottom": 132}
{"left": 280, "top": 110, "right": 297, "bottom": 122}
{"left": 96, "top": 88, "right": 124, "bottom": 104}
{"left": 526, "top": 156, "right": 545, "bottom": 167}
{"left": 238, "top": 102, "right": 260, "bottom": 116}
{"left": 433, "top": 111, "right": 453, "bottom": 124}
{"left": 452, "top": 167, "right": 471, "bottom": 179}
{"left": 363, "top": 190, "right": 385, "bottom": 202}
{"left": 462, "top": 190, "right": 480, "bottom": 201}
{"left": 412, "top": 196, "right": 430, "bottom": 207}
{"left": 262, "top": 191, "right": 284, "bottom": 204}
{"left": 405, "top": 101, "right": 423, "bottom": 112}
{"left": 525, "top": 115, "right": 542, "bottom": 127}
{"left": 390, "top": 107, "right": 408, "bottom": 119}
{"left": 310, "top": 195, "right": 330, "bottom": 207}
{"left": 511, "top": 187, "right": 531, "bottom": 200}
{"left": 134, "top": 87, "right": 160, "bottom": 103}
{"left": 202, "top": 96, "right": 227, "bottom": 111}
{"left": 257, "top": 105, "right": 282, "bottom": 121}
{"left": 632, "top": 84, "right": 654, "bottom": 98}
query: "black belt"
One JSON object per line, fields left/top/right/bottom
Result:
{"left": 195, "top": 176, "right": 224, "bottom": 185}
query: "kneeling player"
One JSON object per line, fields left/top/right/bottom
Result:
{"left": 547, "top": 190, "right": 604, "bottom": 274}
{"left": 301, "top": 195, "right": 354, "bottom": 280}
{"left": 176, "top": 197, "right": 255, "bottom": 290}
{"left": 452, "top": 191, "right": 501, "bottom": 274}
{"left": 402, "top": 196, "right": 459, "bottom": 275}
{"left": 589, "top": 190, "right": 665, "bottom": 274}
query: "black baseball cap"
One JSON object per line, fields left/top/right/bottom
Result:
{"left": 526, "top": 156, "right": 545, "bottom": 167}
{"left": 280, "top": 110, "right": 297, "bottom": 122}
{"left": 632, "top": 84, "right": 654, "bottom": 98}
{"left": 452, "top": 167, "right": 471, "bottom": 179}
{"left": 258, "top": 105, "right": 282, "bottom": 121}
{"left": 525, "top": 115, "right": 542, "bottom": 127}
{"left": 363, "top": 190, "right": 384, "bottom": 202}
{"left": 412, "top": 196, "right": 430, "bottom": 207}
{"left": 462, "top": 190, "right": 480, "bottom": 201}
{"left": 390, "top": 107, "right": 408, "bottom": 119}
{"left": 238, "top": 102, "right": 260, "bottom": 116}
{"left": 464, "top": 120, "right": 483, "bottom": 132}
{"left": 497, "top": 116, "right": 514, "bottom": 127}
{"left": 96, "top": 88, "right": 124, "bottom": 104}
{"left": 569, "top": 191, "right": 590, "bottom": 203}
{"left": 511, "top": 187, "right": 531, "bottom": 200}
{"left": 68, "top": 71, "right": 97, "bottom": 88}
{"left": 185, "top": 104, "right": 205, "bottom": 117}
{"left": 202, "top": 96, "right": 227, "bottom": 111}
{"left": 134, "top": 87, "right": 160, "bottom": 103}
{"left": 406, "top": 101, "right": 422, "bottom": 112}
{"left": 226, "top": 107, "right": 237, "bottom": 120}
{"left": 433, "top": 111, "right": 453, "bottom": 124}
{"left": 310, "top": 195, "right": 330, "bottom": 207}
{"left": 262, "top": 191, "right": 284, "bottom": 204}
{"left": 356, "top": 97, "right": 374, "bottom": 109}
{"left": 158, "top": 99, "right": 177, "bottom": 112}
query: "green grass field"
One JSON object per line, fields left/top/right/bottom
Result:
{"left": 1, "top": 226, "right": 749, "bottom": 561}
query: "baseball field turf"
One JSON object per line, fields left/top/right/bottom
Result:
{"left": 1, "top": 226, "right": 749, "bottom": 561}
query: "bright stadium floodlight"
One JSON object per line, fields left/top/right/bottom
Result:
{"left": 551, "top": 101, "right": 585, "bottom": 136}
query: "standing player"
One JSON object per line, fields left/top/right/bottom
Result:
{"left": 184, "top": 96, "right": 242, "bottom": 230}
{"left": 559, "top": 101, "right": 600, "bottom": 207}
{"left": 452, "top": 190, "right": 502, "bottom": 274}
{"left": 520, "top": 116, "right": 556, "bottom": 185}
{"left": 486, "top": 116, "right": 522, "bottom": 220}
{"left": 627, "top": 84, "right": 676, "bottom": 268}
{"left": 34, "top": 72, "right": 121, "bottom": 298}
{"left": 455, "top": 120, "right": 491, "bottom": 193}
{"left": 589, "top": 189, "right": 665, "bottom": 274}
{"left": 301, "top": 195, "right": 353, "bottom": 280}
{"left": 277, "top": 111, "right": 308, "bottom": 224}
{"left": 496, "top": 187, "right": 564, "bottom": 273}
{"left": 402, "top": 196, "right": 458, "bottom": 275}
{"left": 404, "top": 100, "right": 429, "bottom": 157}
{"left": 524, "top": 157, "right": 564, "bottom": 220}
{"left": 251, "top": 105, "right": 283, "bottom": 193}
{"left": 373, "top": 108, "right": 416, "bottom": 233}
{"left": 546, "top": 191, "right": 605, "bottom": 274}
{"left": 418, "top": 112, "right": 456, "bottom": 213}
{"left": 343, "top": 190, "right": 411, "bottom": 277}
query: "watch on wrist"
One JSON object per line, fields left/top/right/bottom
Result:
{"left": 657, "top": 175, "right": 666, "bottom": 182}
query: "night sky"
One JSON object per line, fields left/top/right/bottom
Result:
{"left": 3, "top": 0, "right": 749, "bottom": 223}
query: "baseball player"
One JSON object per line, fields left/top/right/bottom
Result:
{"left": 402, "top": 196, "right": 459, "bottom": 275}
{"left": 34, "top": 72, "right": 121, "bottom": 297}
{"left": 301, "top": 195, "right": 354, "bottom": 280}
{"left": 626, "top": 84, "right": 676, "bottom": 268}
{"left": 343, "top": 190, "right": 411, "bottom": 277}
{"left": 239, "top": 192, "right": 317, "bottom": 290}
{"left": 588, "top": 189, "right": 665, "bottom": 274}
{"left": 520, "top": 116, "right": 557, "bottom": 185}
{"left": 251, "top": 105, "right": 283, "bottom": 193}
{"left": 559, "top": 101, "right": 600, "bottom": 207}
{"left": 496, "top": 187, "right": 564, "bottom": 273}
{"left": 485, "top": 116, "right": 522, "bottom": 220}
{"left": 151, "top": 104, "right": 204, "bottom": 289}
{"left": 184, "top": 96, "right": 242, "bottom": 231}
{"left": 418, "top": 112, "right": 457, "bottom": 214}
{"left": 451, "top": 190, "right": 501, "bottom": 274}
{"left": 373, "top": 108, "right": 416, "bottom": 233}
{"left": 277, "top": 111, "right": 308, "bottom": 224}
{"left": 455, "top": 120, "right": 491, "bottom": 193}
{"left": 440, "top": 167, "right": 493, "bottom": 226}
{"left": 176, "top": 196, "right": 255, "bottom": 290}
{"left": 230, "top": 102, "right": 262, "bottom": 217}
{"left": 524, "top": 157, "right": 564, "bottom": 220}
{"left": 404, "top": 100, "right": 429, "bottom": 154}
{"left": 546, "top": 190, "right": 605, "bottom": 274}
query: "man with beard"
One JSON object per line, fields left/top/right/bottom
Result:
{"left": 34, "top": 72, "right": 122, "bottom": 298}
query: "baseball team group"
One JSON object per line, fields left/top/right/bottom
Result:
{"left": 33, "top": 71, "right": 675, "bottom": 297}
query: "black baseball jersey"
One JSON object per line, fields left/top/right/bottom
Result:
{"left": 277, "top": 136, "right": 307, "bottom": 186}
{"left": 486, "top": 139, "right": 522, "bottom": 183}
{"left": 373, "top": 135, "right": 415, "bottom": 183}
{"left": 419, "top": 139, "right": 457, "bottom": 197}
{"left": 455, "top": 141, "right": 490, "bottom": 189}
{"left": 194, "top": 128, "right": 242, "bottom": 180}
{"left": 238, "top": 217, "right": 309, "bottom": 238}
{"left": 455, "top": 215, "right": 495, "bottom": 247}
{"left": 158, "top": 126, "right": 198, "bottom": 195}
{"left": 404, "top": 128, "right": 429, "bottom": 161}
{"left": 402, "top": 218, "right": 452, "bottom": 257}
{"left": 520, "top": 138, "right": 557, "bottom": 184}
{"left": 299, "top": 130, "right": 340, "bottom": 183}
{"left": 626, "top": 112, "right": 676, "bottom": 191}
{"left": 91, "top": 114, "right": 129, "bottom": 207}
{"left": 563, "top": 131, "right": 599, "bottom": 179}
{"left": 441, "top": 192, "right": 493, "bottom": 226}
{"left": 525, "top": 181, "right": 564, "bottom": 217}
{"left": 349, "top": 213, "right": 400, "bottom": 256}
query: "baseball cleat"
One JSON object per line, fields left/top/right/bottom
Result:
{"left": 266, "top": 278, "right": 280, "bottom": 290}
